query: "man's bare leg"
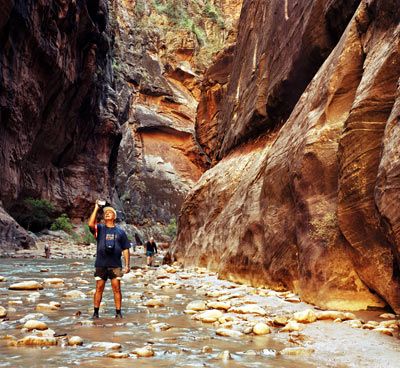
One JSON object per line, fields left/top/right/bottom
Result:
{"left": 93, "top": 279, "right": 106, "bottom": 318}
{"left": 111, "top": 278, "right": 122, "bottom": 317}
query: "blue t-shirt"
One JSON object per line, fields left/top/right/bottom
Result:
{"left": 94, "top": 224, "right": 130, "bottom": 267}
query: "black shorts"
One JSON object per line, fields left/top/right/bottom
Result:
{"left": 94, "top": 267, "right": 123, "bottom": 281}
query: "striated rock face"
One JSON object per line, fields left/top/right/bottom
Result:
{"left": 0, "top": 0, "right": 118, "bottom": 228}
{"left": 169, "top": 0, "right": 400, "bottom": 312}
{"left": 111, "top": 0, "right": 242, "bottom": 226}
{"left": 196, "top": 45, "right": 235, "bottom": 159}
{"left": 215, "top": 0, "right": 361, "bottom": 159}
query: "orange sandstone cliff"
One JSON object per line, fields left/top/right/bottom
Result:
{"left": 168, "top": 0, "right": 400, "bottom": 312}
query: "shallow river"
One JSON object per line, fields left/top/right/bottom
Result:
{"left": 0, "top": 256, "right": 399, "bottom": 367}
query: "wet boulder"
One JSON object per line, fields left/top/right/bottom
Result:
{"left": 106, "top": 352, "right": 130, "bottom": 358}
{"left": 253, "top": 322, "right": 271, "bottom": 335}
{"left": 0, "top": 306, "right": 7, "bottom": 317}
{"left": 63, "top": 290, "right": 86, "bottom": 299}
{"left": 195, "top": 309, "right": 224, "bottom": 323}
{"left": 23, "top": 320, "right": 48, "bottom": 330}
{"left": 132, "top": 346, "right": 155, "bottom": 357}
{"left": 68, "top": 336, "right": 84, "bottom": 346}
{"left": 228, "top": 304, "right": 267, "bottom": 316}
{"left": 216, "top": 328, "right": 244, "bottom": 338}
{"left": 17, "top": 336, "right": 57, "bottom": 346}
{"left": 186, "top": 300, "right": 207, "bottom": 311}
{"left": 293, "top": 309, "right": 317, "bottom": 323}
{"left": 9, "top": 281, "right": 43, "bottom": 290}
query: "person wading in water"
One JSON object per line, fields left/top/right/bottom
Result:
{"left": 88, "top": 200, "right": 131, "bottom": 319}
{"left": 145, "top": 237, "right": 158, "bottom": 267}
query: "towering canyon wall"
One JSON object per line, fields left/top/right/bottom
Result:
{"left": 110, "top": 0, "right": 242, "bottom": 232}
{"left": 0, "top": 0, "right": 117, "bottom": 248}
{"left": 169, "top": 0, "right": 400, "bottom": 312}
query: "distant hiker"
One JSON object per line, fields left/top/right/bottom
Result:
{"left": 88, "top": 200, "right": 131, "bottom": 319}
{"left": 145, "top": 237, "right": 158, "bottom": 266}
{"left": 44, "top": 244, "right": 51, "bottom": 258}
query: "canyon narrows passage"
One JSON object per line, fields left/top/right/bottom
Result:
{"left": 0, "top": 0, "right": 400, "bottom": 366}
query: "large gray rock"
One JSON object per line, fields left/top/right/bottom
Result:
{"left": 0, "top": 205, "right": 34, "bottom": 252}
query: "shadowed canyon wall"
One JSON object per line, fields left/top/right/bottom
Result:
{"left": 168, "top": 0, "right": 400, "bottom": 312}
{"left": 110, "top": 0, "right": 242, "bottom": 231}
{"left": 0, "top": 0, "right": 117, "bottom": 249}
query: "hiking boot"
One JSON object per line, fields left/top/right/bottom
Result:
{"left": 115, "top": 312, "right": 123, "bottom": 319}
{"left": 92, "top": 311, "right": 99, "bottom": 319}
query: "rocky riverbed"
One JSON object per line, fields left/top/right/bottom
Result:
{"left": 0, "top": 251, "right": 399, "bottom": 367}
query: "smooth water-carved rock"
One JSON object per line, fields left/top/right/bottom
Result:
{"left": 252, "top": 323, "right": 271, "bottom": 335}
{"left": 0, "top": 306, "right": 7, "bottom": 318}
{"left": 216, "top": 328, "right": 243, "bottom": 338}
{"left": 186, "top": 300, "right": 207, "bottom": 311}
{"left": 63, "top": 290, "right": 86, "bottom": 299}
{"left": 106, "top": 352, "right": 130, "bottom": 358}
{"left": 293, "top": 309, "right": 317, "bottom": 324}
{"left": 68, "top": 336, "right": 84, "bottom": 346}
{"left": 195, "top": 309, "right": 224, "bottom": 323}
{"left": 132, "top": 346, "right": 155, "bottom": 357}
{"left": 280, "top": 347, "right": 315, "bottom": 356}
{"left": 17, "top": 336, "right": 57, "bottom": 346}
{"left": 169, "top": 0, "right": 400, "bottom": 312}
{"left": 23, "top": 320, "right": 48, "bottom": 331}
{"left": 9, "top": 281, "right": 43, "bottom": 291}
{"left": 92, "top": 342, "right": 122, "bottom": 350}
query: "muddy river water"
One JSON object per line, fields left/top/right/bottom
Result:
{"left": 0, "top": 254, "right": 399, "bottom": 367}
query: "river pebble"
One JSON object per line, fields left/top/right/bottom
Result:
{"left": 216, "top": 328, "right": 244, "bottom": 338}
{"left": 253, "top": 322, "right": 271, "bottom": 335}
{"left": 68, "top": 336, "right": 84, "bottom": 346}
{"left": 8, "top": 300, "right": 23, "bottom": 305}
{"left": 0, "top": 306, "right": 7, "bottom": 317}
{"left": 186, "top": 300, "right": 207, "bottom": 311}
{"left": 229, "top": 304, "right": 267, "bottom": 316}
{"left": 207, "top": 301, "right": 231, "bottom": 310}
{"left": 132, "top": 346, "right": 155, "bottom": 357}
{"left": 43, "top": 278, "right": 64, "bottom": 285}
{"left": 9, "top": 281, "right": 43, "bottom": 290}
{"left": 202, "top": 345, "right": 213, "bottom": 353}
{"left": 293, "top": 309, "right": 317, "bottom": 323}
{"left": 195, "top": 309, "right": 224, "bottom": 323}
{"left": 36, "top": 303, "right": 60, "bottom": 311}
{"left": 17, "top": 335, "right": 57, "bottom": 346}
{"left": 145, "top": 298, "right": 165, "bottom": 307}
{"left": 106, "top": 351, "right": 130, "bottom": 358}
{"left": 63, "top": 290, "right": 86, "bottom": 298}
{"left": 92, "top": 342, "right": 122, "bottom": 350}
{"left": 280, "top": 347, "right": 315, "bottom": 356}
{"left": 217, "top": 350, "right": 232, "bottom": 360}
{"left": 280, "top": 321, "right": 302, "bottom": 332}
{"left": 23, "top": 320, "right": 48, "bottom": 330}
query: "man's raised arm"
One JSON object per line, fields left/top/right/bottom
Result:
{"left": 88, "top": 201, "right": 100, "bottom": 230}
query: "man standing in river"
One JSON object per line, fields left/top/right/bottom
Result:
{"left": 88, "top": 200, "right": 131, "bottom": 319}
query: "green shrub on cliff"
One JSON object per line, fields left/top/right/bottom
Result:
{"left": 14, "top": 198, "right": 55, "bottom": 232}
{"left": 81, "top": 225, "right": 96, "bottom": 245}
{"left": 50, "top": 214, "right": 73, "bottom": 234}
{"left": 165, "top": 218, "right": 177, "bottom": 239}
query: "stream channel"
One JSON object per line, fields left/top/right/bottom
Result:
{"left": 0, "top": 256, "right": 399, "bottom": 367}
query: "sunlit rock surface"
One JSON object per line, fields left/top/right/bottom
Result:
{"left": 111, "top": 0, "right": 242, "bottom": 227}
{"left": 169, "top": 0, "right": 400, "bottom": 312}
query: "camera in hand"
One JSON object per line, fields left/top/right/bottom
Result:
{"left": 97, "top": 200, "right": 106, "bottom": 207}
